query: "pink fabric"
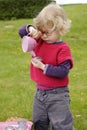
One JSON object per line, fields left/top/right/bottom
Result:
{"left": 0, "top": 121, "right": 33, "bottom": 130}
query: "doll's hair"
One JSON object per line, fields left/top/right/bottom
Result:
{"left": 33, "top": 3, "right": 71, "bottom": 37}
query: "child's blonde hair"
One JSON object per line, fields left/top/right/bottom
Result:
{"left": 33, "top": 3, "right": 71, "bottom": 36}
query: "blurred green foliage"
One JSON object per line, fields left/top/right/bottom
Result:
{"left": 0, "top": 0, "right": 53, "bottom": 20}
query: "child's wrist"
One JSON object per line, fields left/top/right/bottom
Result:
{"left": 40, "top": 64, "right": 45, "bottom": 71}
{"left": 39, "top": 61, "right": 47, "bottom": 72}
{"left": 27, "top": 25, "right": 35, "bottom": 33}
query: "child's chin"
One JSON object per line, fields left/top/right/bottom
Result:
{"left": 44, "top": 40, "right": 52, "bottom": 43}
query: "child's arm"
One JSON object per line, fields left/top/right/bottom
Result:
{"left": 31, "top": 58, "right": 71, "bottom": 78}
{"left": 18, "top": 25, "right": 31, "bottom": 38}
{"left": 18, "top": 25, "right": 41, "bottom": 39}
{"left": 43, "top": 60, "right": 71, "bottom": 78}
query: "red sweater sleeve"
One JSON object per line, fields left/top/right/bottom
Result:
{"left": 56, "top": 44, "right": 73, "bottom": 69}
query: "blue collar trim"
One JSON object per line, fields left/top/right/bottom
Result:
{"left": 53, "top": 41, "right": 63, "bottom": 44}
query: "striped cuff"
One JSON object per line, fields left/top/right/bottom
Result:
{"left": 43, "top": 64, "right": 49, "bottom": 74}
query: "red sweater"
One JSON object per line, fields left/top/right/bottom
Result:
{"left": 30, "top": 39, "right": 73, "bottom": 89}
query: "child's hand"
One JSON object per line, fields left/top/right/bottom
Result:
{"left": 31, "top": 57, "right": 45, "bottom": 70}
{"left": 29, "top": 26, "right": 41, "bottom": 39}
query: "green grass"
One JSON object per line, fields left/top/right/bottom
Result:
{"left": 0, "top": 4, "right": 87, "bottom": 130}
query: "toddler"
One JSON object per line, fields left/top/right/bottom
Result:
{"left": 19, "top": 3, "right": 75, "bottom": 130}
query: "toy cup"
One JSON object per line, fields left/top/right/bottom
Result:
{"left": 22, "top": 36, "right": 37, "bottom": 57}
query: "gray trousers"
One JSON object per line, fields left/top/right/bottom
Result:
{"left": 33, "top": 87, "right": 75, "bottom": 130}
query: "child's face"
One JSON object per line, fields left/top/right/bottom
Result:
{"left": 40, "top": 28, "right": 59, "bottom": 43}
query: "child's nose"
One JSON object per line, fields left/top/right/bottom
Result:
{"left": 42, "top": 33, "right": 47, "bottom": 38}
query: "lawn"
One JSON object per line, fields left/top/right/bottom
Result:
{"left": 0, "top": 4, "right": 87, "bottom": 130}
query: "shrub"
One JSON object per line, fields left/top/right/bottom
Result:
{"left": 0, "top": 0, "right": 53, "bottom": 20}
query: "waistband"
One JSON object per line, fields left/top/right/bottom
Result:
{"left": 37, "top": 86, "right": 69, "bottom": 95}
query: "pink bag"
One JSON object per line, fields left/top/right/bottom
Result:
{"left": 0, "top": 120, "right": 33, "bottom": 130}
